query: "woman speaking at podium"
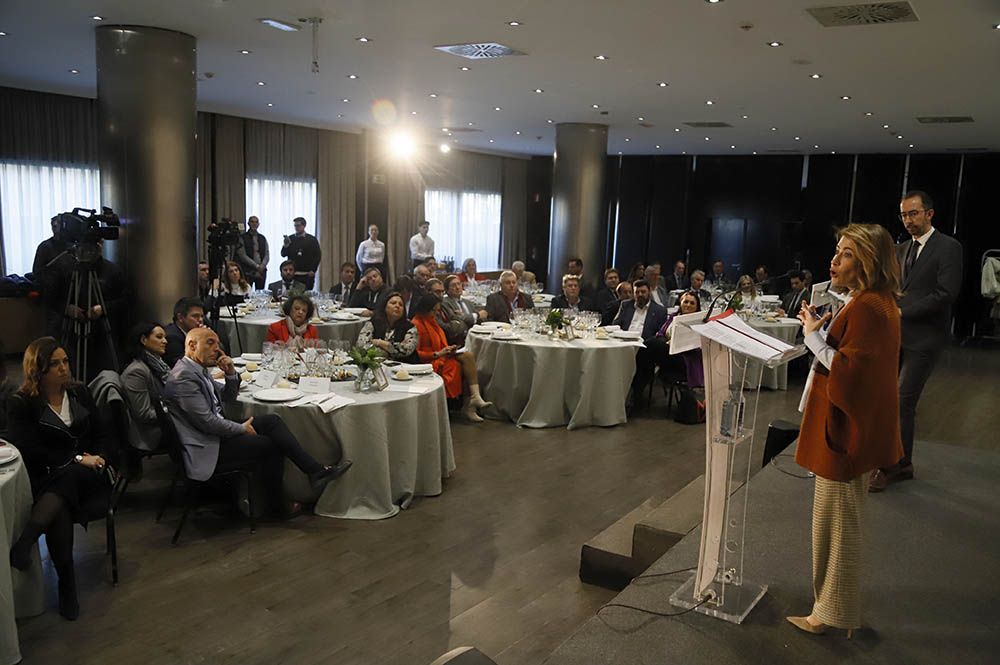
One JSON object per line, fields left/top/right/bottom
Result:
{"left": 787, "top": 223, "right": 904, "bottom": 638}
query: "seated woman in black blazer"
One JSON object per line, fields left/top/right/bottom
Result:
{"left": 120, "top": 321, "right": 170, "bottom": 452}
{"left": 7, "top": 337, "right": 112, "bottom": 620}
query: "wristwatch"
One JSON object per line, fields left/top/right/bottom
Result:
{"left": 74, "top": 454, "right": 84, "bottom": 464}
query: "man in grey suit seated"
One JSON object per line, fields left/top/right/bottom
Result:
{"left": 162, "top": 328, "right": 351, "bottom": 515}
{"left": 440, "top": 275, "right": 489, "bottom": 343}
{"left": 485, "top": 270, "right": 534, "bottom": 323}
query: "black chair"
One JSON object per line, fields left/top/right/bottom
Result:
{"left": 88, "top": 382, "right": 129, "bottom": 586}
{"left": 155, "top": 402, "right": 258, "bottom": 545}
{"left": 647, "top": 365, "right": 687, "bottom": 415}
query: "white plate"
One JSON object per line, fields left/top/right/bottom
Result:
{"left": 401, "top": 364, "right": 434, "bottom": 375}
{"left": 331, "top": 313, "right": 361, "bottom": 321}
{"left": 252, "top": 388, "right": 303, "bottom": 402}
{"left": 390, "top": 375, "right": 414, "bottom": 381}
{"left": 0, "top": 446, "right": 20, "bottom": 465}
{"left": 242, "top": 353, "right": 263, "bottom": 361}
{"left": 231, "top": 357, "right": 247, "bottom": 366}
{"left": 341, "top": 307, "right": 367, "bottom": 315}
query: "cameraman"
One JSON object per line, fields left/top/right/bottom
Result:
{"left": 280, "top": 217, "right": 321, "bottom": 290}
{"left": 236, "top": 215, "right": 269, "bottom": 290}
{"left": 32, "top": 217, "right": 68, "bottom": 292}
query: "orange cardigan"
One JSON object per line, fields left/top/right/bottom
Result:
{"left": 411, "top": 313, "right": 463, "bottom": 397}
{"left": 265, "top": 319, "right": 319, "bottom": 344}
{"left": 795, "top": 290, "right": 904, "bottom": 481}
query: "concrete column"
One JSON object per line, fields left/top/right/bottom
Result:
{"left": 548, "top": 123, "right": 608, "bottom": 291}
{"left": 96, "top": 25, "right": 197, "bottom": 324}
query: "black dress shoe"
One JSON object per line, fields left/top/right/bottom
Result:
{"left": 57, "top": 575, "right": 80, "bottom": 621}
{"left": 310, "top": 460, "right": 353, "bottom": 493}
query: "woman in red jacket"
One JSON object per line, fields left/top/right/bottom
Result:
{"left": 410, "top": 293, "right": 492, "bottom": 421}
{"left": 266, "top": 295, "right": 319, "bottom": 346}
{"left": 787, "top": 223, "right": 904, "bottom": 638}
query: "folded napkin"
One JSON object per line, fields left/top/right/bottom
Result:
{"left": 287, "top": 392, "right": 356, "bottom": 413}
{"left": 401, "top": 363, "right": 433, "bottom": 374}
{"left": 385, "top": 384, "right": 432, "bottom": 394}
{"left": 611, "top": 330, "right": 642, "bottom": 340}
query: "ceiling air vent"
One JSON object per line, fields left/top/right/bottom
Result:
{"left": 916, "top": 116, "right": 974, "bottom": 124}
{"left": 807, "top": 2, "right": 918, "bottom": 27}
{"left": 434, "top": 43, "right": 525, "bottom": 59}
{"left": 684, "top": 122, "right": 732, "bottom": 128}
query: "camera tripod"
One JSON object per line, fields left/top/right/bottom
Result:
{"left": 60, "top": 264, "right": 119, "bottom": 382}
{"left": 207, "top": 241, "right": 245, "bottom": 356}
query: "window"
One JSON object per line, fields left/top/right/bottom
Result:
{"left": 424, "top": 189, "right": 502, "bottom": 270}
{"left": 0, "top": 161, "right": 100, "bottom": 276}
{"left": 245, "top": 177, "right": 318, "bottom": 285}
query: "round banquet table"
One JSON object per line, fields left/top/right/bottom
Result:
{"left": 0, "top": 445, "right": 44, "bottom": 665}
{"left": 226, "top": 373, "right": 455, "bottom": 520}
{"left": 746, "top": 317, "right": 801, "bottom": 390}
{"left": 466, "top": 332, "right": 640, "bottom": 429}
{"left": 216, "top": 314, "right": 365, "bottom": 356}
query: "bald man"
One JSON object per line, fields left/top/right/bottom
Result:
{"left": 162, "top": 328, "right": 351, "bottom": 515}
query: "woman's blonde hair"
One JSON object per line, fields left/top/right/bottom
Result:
{"left": 225, "top": 260, "right": 249, "bottom": 290}
{"left": 836, "top": 223, "right": 901, "bottom": 295}
{"left": 19, "top": 336, "right": 74, "bottom": 397}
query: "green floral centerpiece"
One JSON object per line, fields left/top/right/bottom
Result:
{"left": 349, "top": 346, "right": 387, "bottom": 392}
{"left": 546, "top": 308, "right": 566, "bottom": 330}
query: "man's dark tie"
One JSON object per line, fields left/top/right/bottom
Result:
{"left": 904, "top": 240, "right": 920, "bottom": 279}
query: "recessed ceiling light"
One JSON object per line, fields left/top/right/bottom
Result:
{"left": 768, "top": 41, "right": 782, "bottom": 47}
{"left": 831, "top": 151, "right": 836, "bottom": 154}
{"left": 91, "top": 16, "right": 103, "bottom": 21}
{"left": 429, "top": 93, "right": 439, "bottom": 99}
{"left": 337, "top": 114, "right": 344, "bottom": 118}
{"left": 864, "top": 111, "right": 873, "bottom": 116}
{"left": 594, "top": 55, "right": 608, "bottom": 61}
{"left": 909, "top": 143, "right": 914, "bottom": 148}
{"left": 770, "top": 127, "right": 777, "bottom": 131}
{"left": 810, "top": 73, "right": 822, "bottom": 79}
{"left": 752, "top": 151, "right": 757, "bottom": 155}
{"left": 267, "top": 103, "right": 273, "bottom": 107}
{"left": 883, "top": 124, "right": 890, "bottom": 128}
{"left": 730, "top": 145, "right": 736, "bottom": 149}
{"left": 494, "top": 106, "right": 502, "bottom": 111}
{"left": 348, "top": 74, "right": 358, "bottom": 80}
{"left": 592, "top": 104, "right": 600, "bottom": 109}
{"left": 704, "top": 137, "right": 710, "bottom": 141}
{"left": 441, "top": 127, "right": 449, "bottom": 132}
{"left": 656, "top": 145, "right": 661, "bottom": 149}
{"left": 506, "top": 20, "right": 522, "bottom": 27}
{"left": 0, "top": 32, "right": 6, "bottom": 37}
{"left": 440, "top": 143, "right": 451, "bottom": 153}
{"left": 637, "top": 116, "right": 644, "bottom": 121}
{"left": 682, "top": 151, "right": 686, "bottom": 155}
{"left": 256, "top": 81, "right": 266, "bottom": 86}
{"left": 794, "top": 136, "right": 801, "bottom": 140}
{"left": 489, "top": 139, "right": 495, "bottom": 143}
{"left": 624, "top": 138, "right": 631, "bottom": 142}
{"left": 618, "top": 151, "right": 623, "bottom": 155}
{"left": 341, "top": 98, "right": 350, "bottom": 103}
{"left": 515, "top": 131, "right": 521, "bottom": 135}
{"left": 546, "top": 119, "right": 554, "bottom": 124}
{"left": 658, "top": 82, "right": 668, "bottom": 87}
{"left": 459, "top": 66, "right": 470, "bottom": 71}
{"left": 674, "top": 128, "right": 681, "bottom": 132}
{"left": 706, "top": 100, "right": 714, "bottom": 105}
{"left": 468, "top": 122, "right": 474, "bottom": 126}
{"left": 993, "top": 23, "right": 1000, "bottom": 30}
{"left": 742, "top": 115, "right": 749, "bottom": 119}
{"left": 534, "top": 88, "right": 544, "bottom": 93}
{"left": 410, "top": 111, "right": 418, "bottom": 115}
{"left": 239, "top": 49, "right": 252, "bottom": 55}
{"left": 258, "top": 18, "right": 300, "bottom": 32}
{"left": 705, "top": 0, "right": 724, "bottom": 4}
{"left": 896, "top": 135, "right": 904, "bottom": 139}
{"left": 840, "top": 95, "right": 851, "bottom": 100}
{"left": 356, "top": 36, "right": 372, "bottom": 43}
{"left": 813, "top": 144, "right": 819, "bottom": 148}
{"left": 68, "top": 69, "right": 79, "bottom": 74}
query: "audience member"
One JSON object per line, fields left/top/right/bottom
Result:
{"left": 736, "top": 274, "right": 758, "bottom": 305}
{"left": 268, "top": 260, "right": 306, "bottom": 300}
{"left": 355, "top": 224, "right": 386, "bottom": 278}
{"left": 458, "top": 258, "right": 485, "bottom": 285}
{"left": 485, "top": 270, "right": 535, "bottom": 323}
{"left": 644, "top": 264, "right": 668, "bottom": 306}
{"left": 31, "top": 217, "right": 68, "bottom": 286}
{"left": 651, "top": 290, "right": 705, "bottom": 387}
{"left": 594, "top": 268, "right": 621, "bottom": 314}
{"left": 510, "top": 260, "right": 536, "bottom": 285}
{"left": 613, "top": 279, "right": 668, "bottom": 408}
{"left": 706, "top": 259, "right": 728, "bottom": 288}
{"left": 442, "top": 275, "right": 488, "bottom": 342}
{"left": 689, "top": 270, "right": 710, "bottom": 304}
{"left": 566, "top": 257, "right": 596, "bottom": 299}
{"left": 412, "top": 263, "right": 433, "bottom": 296}
{"left": 755, "top": 265, "right": 774, "bottom": 295}
{"left": 394, "top": 274, "right": 419, "bottom": 318}
{"left": 7, "top": 337, "right": 113, "bottom": 620}
{"left": 197, "top": 261, "right": 211, "bottom": 300}
{"left": 870, "top": 190, "right": 963, "bottom": 492}
{"left": 409, "top": 221, "right": 435, "bottom": 269}
{"left": 410, "top": 294, "right": 492, "bottom": 422}
{"left": 602, "top": 280, "right": 633, "bottom": 326}
{"left": 551, "top": 274, "right": 597, "bottom": 313}
{"left": 626, "top": 262, "right": 646, "bottom": 284}
{"left": 121, "top": 322, "right": 170, "bottom": 452}
{"left": 780, "top": 271, "right": 810, "bottom": 317}
{"left": 266, "top": 295, "right": 319, "bottom": 345}
{"left": 164, "top": 297, "right": 206, "bottom": 368}
{"left": 422, "top": 256, "right": 439, "bottom": 273}
{"left": 329, "top": 262, "right": 357, "bottom": 304}
{"left": 162, "top": 328, "right": 351, "bottom": 516}
{"left": 664, "top": 260, "right": 690, "bottom": 291}
{"left": 236, "top": 216, "right": 269, "bottom": 290}
{"left": 210, "top": 260, "right": 251, "bottom": 302}
{"left": 356, "top": 291, "right": 419, "bottom": 363}
{"left": 802, "top": 269, "right": 814, "bottom": 292}
{"left": 280, "top": 217, "right": 321, "bottom": 290}
{"left": 350, "top": 266, "right": 388, "bottom": 313}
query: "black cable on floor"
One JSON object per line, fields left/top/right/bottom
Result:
{"left": 598, "top": 594, "right": 712, "bottom": 619}
{"left": 634, "top": 565, "right": 696, "bottom": 580}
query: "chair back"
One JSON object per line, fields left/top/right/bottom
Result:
{"left": 155, "top": 400, "right": 186, "bottom": 471}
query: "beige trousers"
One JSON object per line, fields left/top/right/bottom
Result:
{"left": 811, "top": 472, "right": 870, "bottom": 628}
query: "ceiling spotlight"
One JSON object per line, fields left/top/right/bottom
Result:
{"left": 752, "top": 151, "right": 758, "bottom": 155}
{"left": 506, "top": 20, "right": 522, "bottom": 27}
{"left": 68, "top": 69, "right": 79, "bottom": 74}
{"left": 0, "top": 32, "right": 6, "bottom": 37}
{"left": 742, "top": 115, "right": 749, "bottom": 119}
{"left": 441, "top": 127, "right": 449, "bottom": 132}
{"left": 515, "top": 131, "right": 521, "bottom": 135}
{"left": 618, "top": 151, "right": 623, "bottom": 156}
{"left": 706, "top": 0, "right": 724, "bottom": 4}
{"left": 267, "top": 103, "right": 273, "bottom": 107}
{"left": 768, "top": 41, "right": 782, "bottom": 47}
{"left": 459, "top": 66, "right": 470, "bottom": 71}
{"left": 810, "top": 73, "right": 822, "bottom": 79}
{"left": 440, "top": 143, "right": 451, "bottom": 153}
{"left": 534, "top": 88, "right": 544, "bottom": 93}
{"left": 896, "top": 135, "right": 904, "bottom": 139}
{"left": 356, "top": 36, "right": 372, "bottom": 43}
{"left": 337, "top": 114, "right": 344, "bottom": 118}
{"left": 468, "top": 122, "right": 474, "bottom": 126}
{"left": 410, "top": 111, "right": 418, "bottom": 115}
{"left": 794, "top": 136, "right": 801, "bottom": 140}
{"left": 489, "top": 139, "right": 495, "bottom": 143}
{"left": 91, "top": 16, "right": 103, "bottom": 21}
{"left": 258, "top": 18, "right": 300, "bottom": 32}
{"left": 494, "top": 106, "right": 502, "bottom": 111}
{"left": 883, "top": 124, "right": 890, "bottom": 129}
{"left": 674, "top": 128, "right": 681, "bottom": 132}
{"left": 594, "top": 55, "right": 608, "bottom": 61}
{"left": 993, "top": 24, "right": 1000, "bottom": 30}
{"left": 637, "top": 116, "right": 645, "bottom": 121}
{"left": 770, "top": 127, "right": 777, "bottom": 131}
{"left": 706, "top": 100, "right": 714, "bottom": 105}
{"left": 864, "top": 111, "right": 873, "bottom": 116}
{"left": 658, "top": 82, "right": 668, "bottom": 87}
{"left": 429, "top": 93, "right": 438, "bottom": 98}
{"left": 546, "top": 119, "right": 554, "bottom": 124}
{"left": 239, "top": 49, "right": 252, "bottom": 55}
{"left": 909, "top": 144, "right": 914, "bottom": 148}
{"left": 704, "top": 137, "right": 710, "bottom": 141}
{"left": 840, "top": 95, "right": 851, "bottom": 100}
{"left": 831, "top": 151, "right": 836, "bottom": 154}
{"left": 592, "top": 104, "right": 600, "bottom": 109}
{"left": 730, "top": 145, "right": 736, "bottom": 149}
{"left": 348, "top": 74, "right": 358, "bottom": 79}
{"left": 656, "top": 145, "right": 661, "bottom": 149}
{"left": 624, "top": 138, "right": 631, "bottom": 142}
{"left": 342, "top": 98, "right": 350, "bottom": 103}
{"left": 813, "top": 144, "right": 819, "bottom": 148}
{"left": 388, "top": 131, "right": 416, "bottom": 158}
{"left": 257, "top": 81, "right": 266, "bottom": 86}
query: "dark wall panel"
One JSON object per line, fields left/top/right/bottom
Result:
{"left": 801, "top": 154, "right": 854, "bottom": 282}
{"left": 955, "top": 153, "right": 1000, "bottom": 337}
{"left": 851, "top": 154, "right": 905, "bottom": 232}
{"left": 525, "top": 156, "right": 552, "bottom": 284}
{"left": 646, "top": 156, "right": 691, "bottom": 271}
{"left": 905, "top": 154, "right": 961, "bottom": 234}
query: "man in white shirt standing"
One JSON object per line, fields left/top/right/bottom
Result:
{"left": 356, "top": 224, "right": 386, "bottom": 278}
{"left": 409, "top": 221, "right": 435, "bottom": 270}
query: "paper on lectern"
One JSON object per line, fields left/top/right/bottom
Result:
{"left": 690, "top": 312, "right": 794, "bottom": 362}
{"left": 668, "top": 310, "right": 708, "bottom": 355}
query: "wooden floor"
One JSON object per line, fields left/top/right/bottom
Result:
{"left": 12, "top": 345, "right": 1000, "bottom": 665}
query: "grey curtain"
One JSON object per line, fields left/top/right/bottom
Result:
{"left": 317, "top": 129, "right": 359, "bottom": 289}
{"left": 214, "top": 114, "right": 246, "bottom": 223}
{"left": 500, "top": 157, "right": 528, "bottom": 268}
{"left": 422, "top": 149, "right": 503, "bottom": 192}
{"left": 245, "top": 119, "right": 318, "bottom": 181}
{"left": 386, "top": 162, "right": 425, "bottom": 283}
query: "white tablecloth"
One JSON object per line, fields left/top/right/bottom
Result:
{"left": 0, "top": 446, "right": 44, "bottom": 665}
{"left": 227, "top": 374, "right": 455, "bottom": 520}
{"left": 466, "top": 333, "right": 639, "bottom": 429}
{"left": 216, "top": 315, "right": 365, "bottom": 356}
{"left": 746, "top": 318, "right": 801, "bottom": 390}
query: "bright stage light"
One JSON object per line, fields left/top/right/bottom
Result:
{"left": 388, "top": 132, "right": 416, "bottom": 158}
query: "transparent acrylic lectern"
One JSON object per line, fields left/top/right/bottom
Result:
{"left": 669, "top": 327, "right": 807, "bottom": 624}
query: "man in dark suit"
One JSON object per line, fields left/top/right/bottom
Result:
{"left": 280, "top": 217, "right": 321, "bottom": 290}
{"left": 602, "top": 280, "right": 633, "bottom": 326}
{"left": 349, "top": 266, "right": 388, "bottom": 313}
{"left": 780, "top": 271, "right": 810, "bottom": 317}
{"left": 593, "top": 268, "right": 621, "bottom": 314}
{"left": 268, "top": 260, "right": 306, "bottom": 300}
{"left": 870, "top": 190, "right": 963, "bottom": 492}
{"left": 663, "top": 260, "right": 690, "bottom": 292}
{"left": 550, "top": 275, "right": 597, "bottom": 314}
{"left": 485, "top": 270, "right": 534, "bottom": 323}
{"left": 567, "top": 257, "right": 597, "bottom": 300}
{"left": 161, "top": 327, "right": 351, "bottom": 515}
{"left": 705, "top": 259, "right": 728, "bottom": 289}
{"left": 164, "top": 297, "right": 206, "bottom": 368}
{"left": 613, "top": 279, "right": 668, "bottom": 408}
{"left": 328, "top": 262, "right": 357, "bottom": 303}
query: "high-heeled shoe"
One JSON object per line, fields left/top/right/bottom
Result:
{"left": 786, "top": 615, "right": 854, "bottom": 639}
